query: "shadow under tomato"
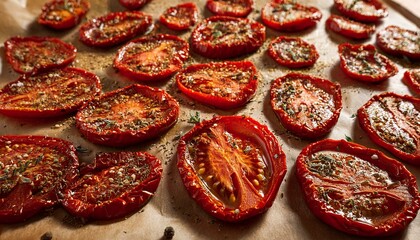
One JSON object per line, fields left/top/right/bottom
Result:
{"left": 108, "top": 0, "right": 126, "bottom": 12}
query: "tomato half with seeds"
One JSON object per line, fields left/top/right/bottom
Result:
{"left": 326, "top": 14, "right": 375, "bottom": 40}
{"left": 62, "top": 151, "right": 162, "bottom": 220}
{"left": 270, "top": 73, "right": 342, "bottom": 139}
{"left": 79, "top": 11, "right": 153, "bottom": 48}
{"left": 376, "top": 25, "right": 420, "bottom": 61}
{"left": 0, "top": 67, "right": 101, "bottom": 118}
{"left": 4, "top": 36, "right": 77, "bottom": 74}
{"left": 338, "top": 43, "right": 398, "bottom": 83}
{"left": 76, "top": 84, "right": 179, "bottom": 147}
{"left": 334, "top": 0, "right": 388, "bottom": 22}
{"left": 176, "top": 61, "right": 258, "bottom": 109}
{"left": 206, "top": 0, "right": 253, "bottom": 18}
{"left": 296, "top": 139, "right": 420, "bottom": 236}
{"left": 268, "top": 36, "right": 319, "bottom": 68}
{"left": 159, "top": 2, "right": 198, "bottom": 31}
{"left": 261, "top": 0, "right": 322, "bottom": 32}
{"left": 114, "top": 34, "right": 189, "bottom": 82}
{"left": 119, "top": 0, "right": 151, "bottom": 10}
{"left": 191, "top": 16, "right": 265, "bottom": 59}
{"left": 177, "top": 116, "right": 287, "bottom": 222}
{"left": 0, "top": 135, "right": 79, "bottom": 224}
{"left": 403, "top": 69, "right": 420, "bottom": 95}
{"left": 38, "top": 0, "right": 90, "bottom": 30}
{"left": 357, "top": 92, "right": 420, "bottom": 165}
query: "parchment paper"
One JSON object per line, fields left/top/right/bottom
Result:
{"left": 0, "top": 0, "right": 419, "bottom": 239}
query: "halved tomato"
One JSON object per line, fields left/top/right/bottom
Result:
{"left": 176, "top": 61, "right": 258, "bottom": 109}
{"left": 190, "top": 16, "right": 265, "bottom": 59}
{"left": 0, "top": 67, "right": 101, "bottom": 118}
{"left": 119, "top": 0, "right": 151, "bottom": 10}
{"left": 261, "top": 0, "right": 322, "bottom": 32}
{"left": 76, "top": 84, "right": 179, "bottom": 147}
{"left": 159, "top": 2, "right": 198, "bottom": 31}
{"left": 357, "top": 92, "right": 420, "bottom": 165}
{"left": 114, "top": 34, "right": 189, "bottom": 82}
{"left": 296, "top": 139, "right": 420, "bottom": 236}
{"left": 326, "top": 14, "right": 376, "bottom": 40}
{"left": 62, "top": 151, "right": 162, "bottom": 220}
{"left": 4, "top": 36, "right": 77, "bottom": 74}
{"left": 79, "top": 11, "right": 153, "bottom": 48}
{"left": 206, "top": 0, "right": 253, "bottom": 18}
{"left": 334, "top": 0, "right": 388, "bottom": 22}
{"left": 38, "top": 0, "right": 90, "bottom": 30}
{"left": 403, "top": 69, "right": 420, "bottom": 95}
{"left": 267, "top": 36, "right": 319, "bottom": 68}
{"left": 338, "top": 43, "right": 398, "bottom": 82}
{"left": 270, "top": 73, "right": 342, "bottom": 139}
{"left": 376, "top": 25, "right": 420, "bottom": 61}
{"left": 0, "top": 135, "right": 79, "bottom": 223}
{"left": 177, "top": 116, "right": 287, "bottom": 222}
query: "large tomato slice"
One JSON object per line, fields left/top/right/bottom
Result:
{"left": 261, "top": 0, "right": 322, "bottom": 32}
{"left": 177, "top": 116, "right": 287, "bottom": 222}
{"left": 114, "top": 34, "right": 189, "bottom": 82}
{"left": 190, "top": 16, "right": 265, "bottom": 59}
{"left": 79, "top": 11, "right": 153, "bottom": 48}
{"left": 119, "top": 0, "right": 151, "bottom": 10}
{"left": 76, "top": 84, "right": 179, "bottom": 147}
{"left": 4, "top": 36, "right": 77, "bottom": 74}
{"left": 376, "top": 25, "right": 420, "bottom": 61}
{"left": 296, "top": 139, "right": 420, "bottom": 236}
{"left": 338, "top": 43, "right": 398, "bottom": 83}
{"left": 62, "top": 151, "right": 162, "bottom": 220}
{"left": 0, "top": 135, "right": 79, "bottom": 223}
{"left": 38, "top": 0, "right": 90, "bottom": 30}
{"left": 326, "top": 14, "right": 376, "bottom": 40}
{"left": 334, "top": 0, "right": 388, "bottom": 22}
{"left": 270, "top": 73, "right": 342, "bottom": 139}
{"left": 357, "top": 92, "right": 420, "bottom": 165}
{"left": 0, "top": 67, "right": 101, "bottom": 118}
{"left": 206, "top": 0, "right": 253, "bottom": 18}
{"left": 176, "top": 61, "right": 258, "bottom": 109}
{"left": 404, "top": 69, "right": 420, "bottom": 95}
{"left": 159, "top": 2, "right": 198, "bottom": 31}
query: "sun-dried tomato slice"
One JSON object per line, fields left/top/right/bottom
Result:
{"left": 404, "top": 69, "right": 420, "bottom": 95}
{"left": 326, "top": 14, "right": 375, "bottom": 39}
{"left": 38, "top": 0, "right": 90, "bottom": 30}
{"left": 206, "top": 0, "right": 253, "bottom": 18}
{"left": 119, "top": 0, "right": 151, "bottom": 10}
{"left": 296, "top": 139, "right": 420, "bottom": 236}
{"left": 334, "top": 0, "right": 388, "bottom": 22}
{"left": 159, "top": 2, "right": 198, "bottom": 31}
{"left": 357, "top": 92, "right": 420, "bottom": 165}
{"left": 376, "top": 25, "right": 420, "bottom": 61}
{"left": 270, "top": 73, "right": 342, "bottom": 139}
{"left": 177, "top": 116, "right": 287, "bottom": 222}
{"left": 0, "top": 135, "right": 79, "bottom": 223}
{"left": 62, "top": 151, "right": 162, "bottom": 220}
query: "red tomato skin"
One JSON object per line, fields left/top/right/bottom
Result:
{"left": 270, "top": 73, "right": 342, "bottom": 139}
{"left": 76, "top": 84, "right": 179, "bottom": 147}
{"left": 176, "top": 61, "right": 258, "bottom": 109}
{"left": 79, "top": 11, "right": 153, "bottom": 48}
{"left": 0, "top": 67, "right": 102, "bottom": 118}
{"left": 326, "top": 14, "right": 375, "bottom": 40}
{"left": 177, "top": 116, "right": 287, "bottom": 222}
{"left": 296, "top": 139, "right": 420, "bottom": 237}
{"left": 119, "top": 0, "right": 151, "bottom": 10}
{"left": 206, "top": 0, "right": 253, "bottom": 18}
{"left": 0, "top": 135, "right": 79, "bottom": 224}
{"left": 159, "top": 2, "right": 198, "bottom": 31}
{"left": 190, "top": 16, "right": 265, "bottom": 59}
{"left": 376, "top": 25, "right": 420, "bottom": 61}
{"left": 62, "top": 151, "right": 162, "bottom": 220}
{"left": 334, "top": 0, "right": 388, "bottom": 23}
{"left": 403, "top": 70, "right": 420, "bottom": 95}
{"left": 38, "top": 0, "right": 90, "bottom": 30}
{"left": 357, "top": 92, "right": 420, "bottom": 165}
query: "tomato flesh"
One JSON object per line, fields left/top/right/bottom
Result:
{"left": 326, "top": 14, "right": 375, "bottom": 39}
{"left": 159, "top": 2, "right": 198, "bottom": 31}
{"left": 38, "top": 0, "right": 90, "bottom": 30}
{"left": 376, "top": 25, "right": 420, "bottom": 61}
{"left": 334, "top": 0, "right": 388, "bottom": 22}
{"left": 206, "top": 0, "right": 253, "bottom": 17}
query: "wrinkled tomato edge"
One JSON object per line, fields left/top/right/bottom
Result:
{"left": 159, "top": 2, "right": 198, "bottom": 31}
{"left": 403, "top": 70, "right": 420, "bottom": 95}
{"left": 38, "top": 0, "right": 90, "bottom": 30}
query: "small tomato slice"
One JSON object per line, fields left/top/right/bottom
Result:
{"left": 270, "top": 73, "right": 342, "bottom": 139}
{"left": 176, "top": 61, "right": 258, "bottom": 109}
{"left": 206, "top": 0, "right": 253, "bottom": 18}
{"left": 159, "top": 2, "right": 198, "bottom": 31}
{"left": 376, "top": 25, "right": 420, "bottom": 61}
{"left": 357, "top": 92, "right": 420, "bottom": 165}
{"left": 119, "top": 0, "right": 151, "bottom": 10}
{"left": 62, "top": 151, "right": 162, "bottom": 220}
{"left": 76, "top": 84, "right": 179, "bottom": 147}
{"left": 0, "top": 67, "right": 101, "bottom": 118}
{"left": 268, "top": 36, "right": 319, "bottom": 68}
{"left": 0, "top": 135, "right": 79, "bottom": 224}
{"left": 177, "top": 116, "right": 287, "bottom": 222}
{"left": 4, "top": 36, "right": 77, "bottom": 74}
{"left": 296, "top": 139, "right": 420, "bottom": 237}
{"left": 79, "top": 11, "right": 153, "bottom": 48}
{"left": 403, "top": 69, "right": 420, "bottom": 95}
{"left": 191, "top": 16, "right": 265, "bottom": 59}
{"left": 334, "top": 0, "right": 388, "bottom": 22}
{"left": 261, "top": 0, "right": 322, "bottom": 32}
{"left": 38, "top": 0, "right": 90, "bottom": 30}
{"left": 338, "top": 43, "right": 398, "bottom": 82}
{"left": 326, "top": 14, "right": 375, "bottom": 40}
{"left": 114, "top": 34, "right": 189, "bottom": 82}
